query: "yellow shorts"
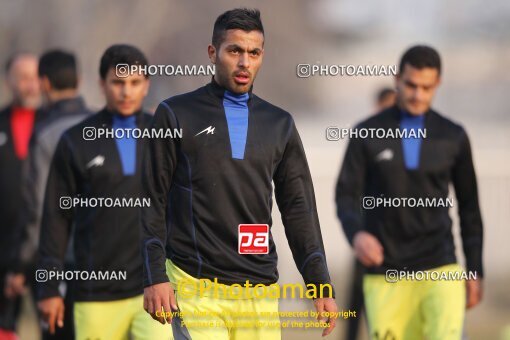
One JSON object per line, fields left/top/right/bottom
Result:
{"left": 363, "top": 264, "right": 466, "bottom": 340}
{"left": 166, "top": 259, "right": 281, "bottom": 340}
{"left": 74, "top": 294, "right": 172, "bottom": 340}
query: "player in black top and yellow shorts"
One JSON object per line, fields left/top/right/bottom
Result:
{"left": 336, "top": 46, "right": 484, "bottom": 340}
{"left": 142, "top": 8, "right": 337, "bottom": 340}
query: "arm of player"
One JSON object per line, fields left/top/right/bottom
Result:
{"left": 141, "top": 102, "right": 178, "bottom": 324}
{"left": 10, "top": 134, "right": 48, "bottom": 275}
{"left": 451, "top": 129, "right": 484, "bottom": 308}
{"left": 335, "top": 130, "right": 384, "bottom": 267}
{"left": 335, "top": 129, "right": 367, "bottom": 244}
{"left": 3, "top": 142, "right": 36, "bottom": 297}
{"left": 36, "top": 134, "right": 77, "bottom": 333}
{"left": 273, "top": 120, "right": 333, "bottom": 294}
{"left": 273, "top": 119, "right": 337, "bottom": 336}
{"left": 4, "top": 136, "right": 46, "bottom": 298}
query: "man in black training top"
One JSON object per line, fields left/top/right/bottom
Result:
{"left": 36, "top": 45, "right": 171, "bottom": 340}
{"left": 142, "top": 8, "right": 337, "bottom": 340}
{"left": 336, "top": 45, "right": 483, "bottom": 340}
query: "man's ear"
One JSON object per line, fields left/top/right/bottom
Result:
{"left": 41, "top": 76, "right": 52, "bottom": 93}
{"left": 208, "top": 44, "right": 217, "bottom": 64}
{"left": 144, "top": 78, "right": 150, "bottom": 97}
{"left": 394, "top": 73, "right": 402, "bottom": 93}
{"left": 435, "top": 76, "right": 442, "bottom": 88}
{"left": 99, "top": 78, "right": 106, "bottom": 96}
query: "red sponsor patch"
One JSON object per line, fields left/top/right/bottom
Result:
{"left": 238, "top": 224, "right": 269, "bottom": 254}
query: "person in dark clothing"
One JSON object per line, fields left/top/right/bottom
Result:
{"left": 345, "top": 87, "right": 396, "bottom": 340}
{"left": 8, "top": 49, "right": 92, "bottom": 340}
{"left": 36, "top": 45, "right": 170, "bottom": 339}
{"left": 336, "top": 45, "right": 483, "bottom": 340}
{"left": 0, "top": 52, "right": 42, "bottom": 339}
{"left": 142, "top": 8, "right": 337, "bottom": 340}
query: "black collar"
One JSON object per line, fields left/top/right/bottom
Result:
{"left": 50, "top": 96, "right": 86, "bottom": 115}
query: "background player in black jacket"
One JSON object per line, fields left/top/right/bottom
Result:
{"left": 0, "top": 52, "right": 41, "bottom": 339}
{"left": 336, "top": 45, "right": 483, "bottom": 339}
{"left": 9, "top": 49, "right": 92, "bottom": 340}
{"left": 142, "top": 8, "right": 337, "bottom": 339}
{"left": 344, "top": 87, "right": 397, "bottom": 340}
{"left": 36, "top": 45, "right": 171, "bottom": 339}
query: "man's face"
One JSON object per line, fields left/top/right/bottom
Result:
{"left": 100, "top": 68, "right": 149, "bottom": 116}
{"left": 208, "top": 29, "right": 264, "bottom": 94}
{"left": 395, "top": 64, "right": 440, "bottom": 116}
{"left": 6, "top": 55, "right": 41, "bottom": 109}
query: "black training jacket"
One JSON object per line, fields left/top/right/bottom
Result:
{"left": 37, "top": 109, "right": 152, "bottom": 301}
{"left": 14, "top": 97, "right": 92, "bottom": 273}
{"left": 0, "top": 105, "right": 46, "bottom": 270}
{"left": 142, "top": 80, "right": 333, "bottom": 294}
{"left": 336, "top": 105, "right": 484, "bottom": 276}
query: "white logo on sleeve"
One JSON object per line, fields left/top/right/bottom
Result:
{"left": 86, "top": 155, "right": 105, "bottom": 169}
{"left": 376, "top": 148, "right": 394, "bottom": 162}
{"left": 195, "top": 126, "right": 215, "bottom": 136}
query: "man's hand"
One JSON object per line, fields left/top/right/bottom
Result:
{"left": 38, "top": 296, "right": 64, "bottom": 334}
{"left": 314, "top": 297, "right": 338, "bottom": 337}
{"left": 353, "top": 231, "right": 384, "bottom": 267}
{"left": 4, "top": 273, "right": 26, "bottom": 299}
{"left": 466, "top": 279, "right": 483, "bottom": 309}
{"left": 144, "top": 282, "right": 177, "bottom": 324}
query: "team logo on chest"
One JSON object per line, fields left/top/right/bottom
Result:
{"left": 86, "top": 155, "right": 105, "bottom": 169}
{"left": 376, "top": 148, "right": 394, "bottom": 162}
{"left": 195, "top": 126, "right": 216, "bottom": 136}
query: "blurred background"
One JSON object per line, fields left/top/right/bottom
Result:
{"left": 1, "top": 0, "right": 509, "bottom": 339}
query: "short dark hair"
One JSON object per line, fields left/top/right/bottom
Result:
{"left": 377, "top": 87, "right": 396, "bottom": 103}
{"left": 399, "top": 45, "right": 441, "bottom": 75}
{"left": 99, "top": 44, "right": 148, "bottom": 79}
{"left": 39, "top": 50, "right": 78, "bottom": 90}
{"left": 212, "top": 8, "right": 264, "bottom": 48}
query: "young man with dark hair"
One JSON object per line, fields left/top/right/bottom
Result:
{"left": 99, "top": 44, "right": 149, "bottom": 80}
{"left": 5, "top": 49, "right": 92, "bottom": 340}
{"left": 142, "top": 8, "right": 337, "bottom": 340}
{"left": 336, "top": 45, "right": 483, "bottom": 339}
{"left": 36, "top": 44, "right": 171, "bottom": 340}
{"left": 211, "top": 8, "right": 264, "bottom": 49}
{"left": 0, "top": 52, "right": 42, "bottom": 340}
{"left": 398, "top": 45, "right": 442, "bottom": 75}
